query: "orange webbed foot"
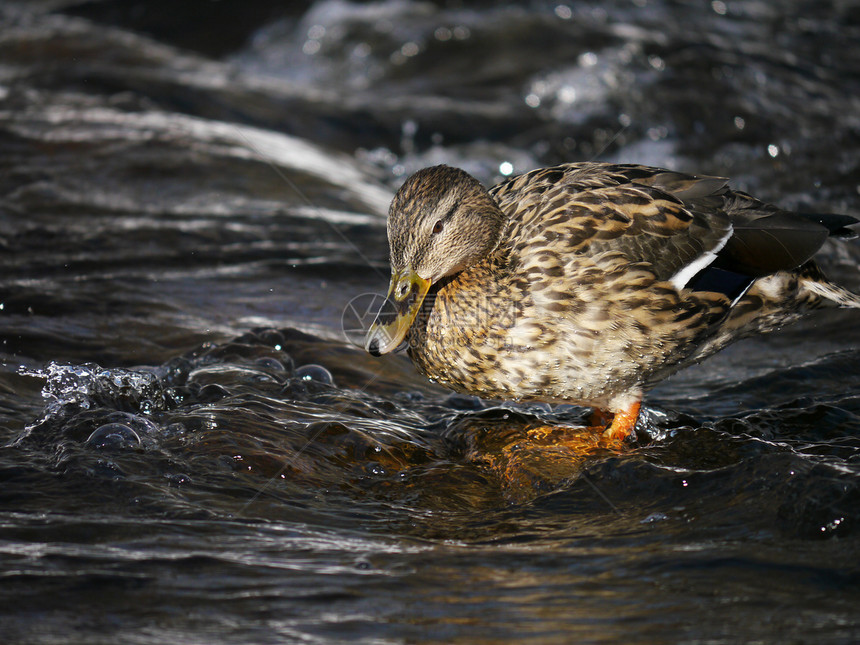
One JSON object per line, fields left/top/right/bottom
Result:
{"left": 600, "top": 400, "right": 642, "bottom": 446}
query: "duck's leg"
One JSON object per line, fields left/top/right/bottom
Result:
{"left": 600, "top": 400, "right": 641, "bottom": 444}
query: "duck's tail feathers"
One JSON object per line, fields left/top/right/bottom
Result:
{"left": 798, "top": 216, "right": 860, "bottom": 307}
{"left": 800, "top": 213, "right": 858, "bottom": 239}
{"left": 800, "top": 272, "right": 860, "bottom": 309}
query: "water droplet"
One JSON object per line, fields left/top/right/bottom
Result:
{"left": 578, "top": 52, "right": 598, "bottom": 67}
{"left": 647, "top": 126, "right": 668, "bottom": 141}
{"left": 554, "top": 4, "right": 572, "bottom": 20}
{"left": 353, "top": 42, "right": 371, "bottom": 58}
{"left": 499, "top": 161, "right": 514, "bottom": 176}
{"left": 434, "top": 27, "right": 452, "bottom": 41}
{"left": 452, "top": 26, "right": 470, "bottom": 40}
{"left": 402, "top": 120, "right": 418, "bottom": 137}
{"left": 648, "top": 55, "right": 665, "bottom": 71}
{"left": 400, "top": 42, "right": 420, "bottom": 57}
{"left": 768, "top": 144, "right": 779, "bottom": 157}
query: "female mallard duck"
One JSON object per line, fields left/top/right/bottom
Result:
{"left": 365, "top": 163, "right": 860, "bottom": 442}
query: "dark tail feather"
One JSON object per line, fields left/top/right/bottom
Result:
{"left": 714, "top": 211, "right": 858, "bottom": 278}
{"left": 800, "top": 213, "right": 858, "bottom": 239}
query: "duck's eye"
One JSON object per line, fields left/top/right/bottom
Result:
{"left": 432, "top": 220, "right": 444, "bottom": 235}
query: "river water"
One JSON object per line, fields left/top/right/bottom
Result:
{"left": 1, "top": 1, "right": 860, "bottom": 643}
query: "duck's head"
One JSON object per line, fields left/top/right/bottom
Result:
{"left": 365, "top": 165, "right": 506, "bottom": 356}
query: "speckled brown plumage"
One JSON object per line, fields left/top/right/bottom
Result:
{"left": 366, "top": 162, "right": 860, "bottom": 438}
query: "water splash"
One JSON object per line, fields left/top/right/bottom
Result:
{"left": 20, "top": 362, "right": 168, "bottom": 430}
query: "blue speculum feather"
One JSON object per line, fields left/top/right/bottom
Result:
{"left": 689, "top": 266, "right": 755, "bottom": 302}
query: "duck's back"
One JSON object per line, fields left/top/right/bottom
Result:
{"left": 489, "top": 163, "right": 840, "bottom": 288}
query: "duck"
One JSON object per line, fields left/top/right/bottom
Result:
{"left": 365, "top": 162, "right": 860, "bottom": 443}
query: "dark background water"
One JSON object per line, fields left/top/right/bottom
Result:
{"left": 1, "top": 1, "right": 860, "bottom": 643}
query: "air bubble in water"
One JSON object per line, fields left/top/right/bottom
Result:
{"left": 86, "top": 423, "right": 141, "bottom": 450}
{"left": 295, "top": 364, "right": 334, "bottom": 385}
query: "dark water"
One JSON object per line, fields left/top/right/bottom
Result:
{"left": 2, "top": 1, "right": 860, "bottom": 642}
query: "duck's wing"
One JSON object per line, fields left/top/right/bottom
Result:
{"left": 491, "top": 163, "right": 843, "bottom": 298}
{"left": 696, "top": 189, "right": 854, "bottom": 276}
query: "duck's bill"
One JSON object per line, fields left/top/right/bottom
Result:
{"left": 365, "top": 270, "right": 432, "bottom": 356}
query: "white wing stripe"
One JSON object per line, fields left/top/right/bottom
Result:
{"left": 669, "top": 225, "right": 734, "bottom": 290}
